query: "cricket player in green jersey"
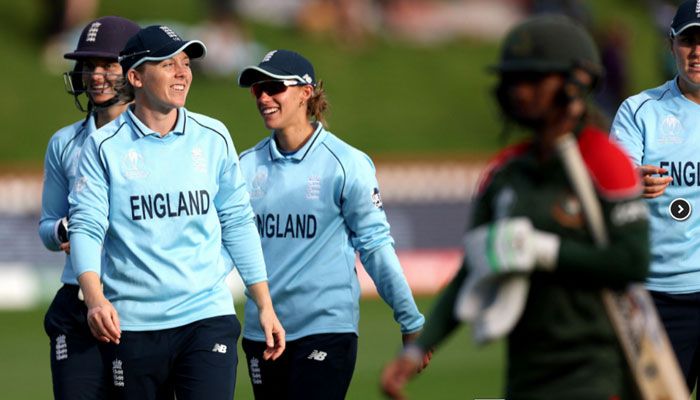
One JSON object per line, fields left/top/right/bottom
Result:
{"left": 381, "top": 15, "right": 650, "bottom": 400}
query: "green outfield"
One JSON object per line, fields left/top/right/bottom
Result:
{"left": 0, "top": 296, "right": 504, "bottom": 400}
{"left": 0, "top": 0, "right": 663, "bottom": 166}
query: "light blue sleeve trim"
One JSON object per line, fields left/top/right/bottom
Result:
{"left": 39, "top": 136, "right": 70, "bottom": 251}
{"left": 216, "top": 131, "right": 268, "bottom": 286}
{"left": 67, "top": 134, "right": 109, "bottom": 276}
{"left": 69, "top": 233, "right": 103, "bottom": 276}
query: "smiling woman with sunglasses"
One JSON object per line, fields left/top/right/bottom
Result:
{"left": 236, "top": 49, "right": 430, "bottom": 399}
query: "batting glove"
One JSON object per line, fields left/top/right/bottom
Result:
{"left": 56, "top": 216, "right": 69, "bottom": 244}
{"left": 464, "top": 217, "right": 560, "bottom": 275}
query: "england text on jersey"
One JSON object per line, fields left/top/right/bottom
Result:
{"left": 129, "top": 190, "right": 210, "bottom": 220}
{"left": 659, "top": 161, "right": 700, "bottom": 186}
{"left": 255, "top": 213, "right": 317, "bottom": 239}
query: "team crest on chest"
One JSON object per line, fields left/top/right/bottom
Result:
{"left": 250, "top": 166, "right": 268, "bottom": 199}
{"left": 306, "top": 175, "right": 321, "bottom": 199}
{"left": 122, "top": 149, "right": 148, "bottom": 179}
{"left": 191, "top": 148, "right": 207, "bottom": 173}
{"left": 550, "top": 190, "right": 584, "bottom": 228}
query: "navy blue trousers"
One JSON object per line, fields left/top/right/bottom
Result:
{"left": 650, "top": 290, "right": 700, "bottom": 392}
{"left": 242, "top": 333, "right": 357, "bottom": 400}
{"left": 112, "top": 314, "right": 240, "bottom": 400}
{"left": 44, "top": 284, "right": 115, "bottom": 400}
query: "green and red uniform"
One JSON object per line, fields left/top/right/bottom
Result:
{"left": 417, "top": 125, "right": 649, "bottom": 399}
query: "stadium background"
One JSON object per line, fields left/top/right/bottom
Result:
{"left": 0, "top": 0, "right": 673, "bottom": 398}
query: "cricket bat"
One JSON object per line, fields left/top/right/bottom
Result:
{"left": 555, "top": 132, "right": 689, "bottom": 400}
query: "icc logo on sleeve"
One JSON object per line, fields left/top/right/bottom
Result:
{"left": 371, "top": 188, "right": 383, "bottom": 210}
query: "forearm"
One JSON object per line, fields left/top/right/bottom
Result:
{"left": 247, "top": 281, "right": 274, "bottom": 312}
{"left": 77, "top": 271, "right": 104, "bottom": 305}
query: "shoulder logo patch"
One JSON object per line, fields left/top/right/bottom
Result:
{"left": 371, "top": 188, "right": 383, "bottom": 210}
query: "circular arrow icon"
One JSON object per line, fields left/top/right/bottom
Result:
{"left": 670, "top": 198, "right": 691, "bottom": 221}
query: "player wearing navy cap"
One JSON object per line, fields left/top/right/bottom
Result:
{"left": 38, "top": 16, "right": 140, "bottom": 400}
{"left": 612, "top": 0, "right": 700, "bottom": 392}
{"left": 68, "top": 25, "right": 285, "bottom": 399}
{"left": 237, "top": 49, "right": 430, "bottom": 399}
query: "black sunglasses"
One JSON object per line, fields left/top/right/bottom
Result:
{"left": 250, "top": 80, "right": 305, "bottom": 98}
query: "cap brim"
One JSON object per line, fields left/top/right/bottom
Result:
{"left": 671, "top": 22, "right": 700, "bottom": 37}
{"left": 64, "top": 51, "right": 120, "bottom": 60}
{"left": 237, "top": 66, "right": 306, "bottom": 87}
{"left": 130, "top": 40, "right": 207, "bottom": 70}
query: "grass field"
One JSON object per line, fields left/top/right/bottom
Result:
{"left": 0, "top": 0, "right": 664, "bottom": 166}
{"left": 0, "top": 296, "right": 504, "bottom": 400}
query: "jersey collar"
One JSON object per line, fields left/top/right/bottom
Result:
{"left": 268, "top": 122, "right": 325, "bottom": 161}
{"left": 126, "top": 105, "right": 187, "bottom": 138}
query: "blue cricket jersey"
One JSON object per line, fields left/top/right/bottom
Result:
{"left": 68, "top": 106, "right": 267, "bottom": 331}
{"left": 612, "top": 77, "right": 700, "bottom": 293}
{"left": 39, "top": 114, "right": 97, "bottom": 285}
{"left": 239, "top": 123, "right": 425, "bottom": 341}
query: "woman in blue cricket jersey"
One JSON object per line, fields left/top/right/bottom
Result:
{"left": 39, "top": 16, "right": 140, "bottom": 400}
{"left": 236, "top": 49, "right": 431, "bottom": 399}
{"left": 611, "top": 0, "right": 700, "bottom": 392}
{"left": 67, "top": 25, "right": 285, "bottom": 400}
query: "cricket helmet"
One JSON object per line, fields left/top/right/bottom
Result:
{"left": 491, "top": 14, "right": 603, "bottom": 80}
{"left": 63, "top": 16, "right": 140, "bottom": 112}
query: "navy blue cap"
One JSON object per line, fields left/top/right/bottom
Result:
{"left": 118, "top": 25, "right": 206, "bottom": 75}
{"left": 64, "top": 16, "right": 140, "bottom": 60}
{"left": 671, "top": 0, "right": 700, "bottom": 38}
{"left": 237, "top": 49, "right": 315, "bottom": 87}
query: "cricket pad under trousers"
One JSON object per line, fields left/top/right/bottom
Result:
{"left": 417, "top": 125, "right": 649, "bottom": 400}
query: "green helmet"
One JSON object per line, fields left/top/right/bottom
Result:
{"left": 492, "top": 15, "right": 603, "bottom": 78}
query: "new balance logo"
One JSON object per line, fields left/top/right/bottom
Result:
{"left": 307, "top": 350, "right": 327, "bottom": 361}
{"left": 212, "top": 343, "right": 227, "bottom": 353}
{"left": 86, "top": 22, "right": 101, "bottom": 42}
{"left": 55, "top": 334, "right": 67, "bottom": 360}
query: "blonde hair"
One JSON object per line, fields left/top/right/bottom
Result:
{"left": 115, "top": 75, "right": 135, "bottom": 104}
{"left": 307, "top": 79, "right": 329, "bottom": 128}
{"left": 114, "top": 65, "right": 146, "bottom": 104}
